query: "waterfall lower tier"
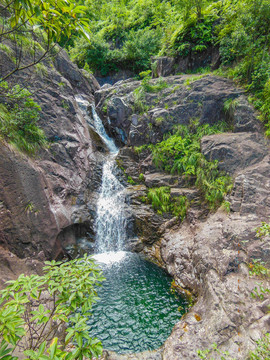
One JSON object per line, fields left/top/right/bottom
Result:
{"left": 95, "top": 158, "right": 126, "bottom": 253}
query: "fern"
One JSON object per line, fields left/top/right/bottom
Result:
{"left": 147, "top": 187, "right": 189, "bottom": 220}
{"left": 149, "top": 123, "right": 232, "bottom": 209}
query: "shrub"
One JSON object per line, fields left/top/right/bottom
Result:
{"left": 0, "top": 82, "right": 47, "bottom": 154}
{"left": 140, "top": 76, "right": 168, "bottom": 93}
{"left": 256, "top": 219, "right": 270, "bottom": 239}
{"left": 149, "top": 123, "right": 232, "bottom": 209}
{"left": 0, "top": 254, "right": 104, "bottom": 360}
{"left": 122, "top": 28, "right": 162, "bottom": 73}
{"left": 147, "top": 186, "right": 189, "bottom": 220}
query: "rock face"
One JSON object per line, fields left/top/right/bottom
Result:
{"left": 151, "top": 48, "right": 220, "bottom": 78}
{"left": 161, "top": 171, "right": 270, "bottom": 358}
{"left": 0, "top": 45, "right": 102, "bottom": 260}
{"left": 101, "top": 74, "right": 270, "bottom": 359}
{"left": 201, "top": 132, "right": 268, "bottom": 174}
{"left": 0, "top": 246, "right": 43, "bottom": 290}
{"left": 95, "top": 75, "right": 262, "bottom": 147}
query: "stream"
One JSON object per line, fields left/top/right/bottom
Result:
{"left": 75, "top": 95, "right": 188, "bottom": 354}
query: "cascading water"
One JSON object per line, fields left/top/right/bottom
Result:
{"left": 75, "top": 94, "right": 126, "bottom": 255}
{"left": 75, "top": 95, "right": 188, "bottom": 354}
{"left": 95, "top": 159, "right": 127, "bottom": 253}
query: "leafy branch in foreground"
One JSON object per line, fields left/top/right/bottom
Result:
{"left": 0, "top": 0, "right": 90, "bottom": 82}
{"left": 0, "top": 254, "right": 105, "bottom": 360}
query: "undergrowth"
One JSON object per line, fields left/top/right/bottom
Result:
{"left": 144, "top": 186, "right": 189, "bottom": 221}
{"left": 0, "top": 82, "right": 47, "bottom": 154}
{"left": 248, "top": 333, "right": 270, "bottom": 360}
{"left": 132, "top": 75, "right": 169, "bottom": 114}
{"left": 149, "top": 123, "right": 232, "bottom": 209}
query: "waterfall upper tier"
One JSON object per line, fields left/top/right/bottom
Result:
{"left": 75, "top": 94, "right": 118, "bottom": 154}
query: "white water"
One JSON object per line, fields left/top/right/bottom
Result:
{"left": 95, "top": 158, "right": 127, "bottom": 253}
{"left": 75, "top": 94, "right": 118, "bottom": 154}
{"left": 75, "top": 95, "right": 127, "bottom": 261}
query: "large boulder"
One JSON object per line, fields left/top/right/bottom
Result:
{"left": 95, "top": 75, "right": 261, "bottom": 146}
{"left": 201, "top": 132, "right": 269, "bottom": 174}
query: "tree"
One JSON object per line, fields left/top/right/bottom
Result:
{"left": 173, "top": 0, "right": 211, "bottom": 20}
{"left": 0, "top": 0, "right": 90, "bottom": 82}
{"left": 0, "top": 254, "right": 104, "bottom": 360}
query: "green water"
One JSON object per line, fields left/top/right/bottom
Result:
{"left": 88, "top": 251, "right": 188, "bottom": 354}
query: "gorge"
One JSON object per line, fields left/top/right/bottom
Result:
{"left": 0, "top": 1, "right": 270, "bottom": 357}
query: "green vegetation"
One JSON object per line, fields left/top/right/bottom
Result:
{"left": 69, "top": 0, "right": 219, "bottom": 75}
{"left": 149, "top": 123, "right": 232, "bottom": 209}
{"left": 69, "top": 0, "right": 165, "bottom": 75}
{"left": 0, "top": 254, "right": 104, "bottom": 360}
{"left": 127, "top": 176, "right": 136, "bottom": 185}
{"left": 67, "top": 0, "right": 270, "bottom": 135}
{"left": 138, "top": 173, "right": 145, "bottom": 182}
{"left": 249, "top": 259, "right": 270, "bottom": 278}
{"left": 146, "top": 187, "right": 189, "bottom": 220}
{"left": 139, "top": 75, "right": 168, "bottom": 93}
{"left": 198, "top": 342, "right": 236, "bottom": 359}
{"left": 249, "top": 333, "right": 270, "bottom": 360}
{"left": 0, "top": 82, "right": 47, "bottom": 154}
{"left": 198, "top": 333, "right": 270, "bottom": 359}
{"left": 256, "top": 220, "right": 270, "bottom": 239}
{"left": 248, "top": 221, "right": 270, "bottom": 304}
{"left": 132, "top": 75, "right": 168, "bottom": 114}
{"left": 0, "top": 0, "right": 90, "bottom": 82}
{"left": 216, "top": 0, "right": 270, "bottom": 134}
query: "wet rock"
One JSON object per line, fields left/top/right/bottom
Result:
{"left": 131, "top": 204, "right": 164, "bottom": 245}
{"left": 107, "top": 97, "right": 133, "bottom": 144}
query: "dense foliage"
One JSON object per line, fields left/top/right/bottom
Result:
{"left": 146, "top": 187, "right": 189, "bottom": 220}
{"left": 149, "top": 124, "right": 232, "bottom": 209}
{"left": 0, "top": 255, "right": 104, "bottom": 360}
{"left": 0, "top": 82, "right": 47, "bottom": 154}
{"left": 0, "top": 0, "right": 90, "bottom": 81}
{"left": 69, "top": 0, "right": 270, "bottom": 132}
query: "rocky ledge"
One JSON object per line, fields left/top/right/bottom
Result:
{"left": 97, "top": 75, "right": 270, "bottom": 359}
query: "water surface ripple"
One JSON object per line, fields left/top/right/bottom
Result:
{"left": 88, "top": 252, "right": 188, "bottom": 354}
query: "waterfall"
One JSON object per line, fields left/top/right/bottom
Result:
{"left": 75, "top": 95, "right": 126, "bottom": 255}
{"left": 95, "top": 160, "right": 126, "bottom": 253}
